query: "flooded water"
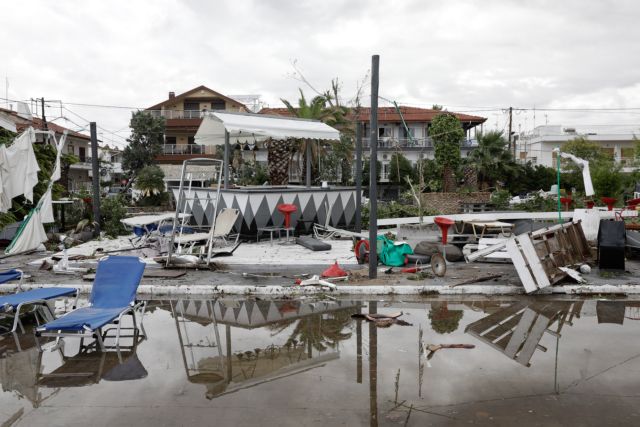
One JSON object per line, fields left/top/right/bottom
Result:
{"left": 2, "top": 296, "right": 640, "bottom": 426}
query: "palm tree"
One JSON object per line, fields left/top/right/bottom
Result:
{"left": 279, "top": 85, "right": 352, "bottom": 184}
{"left": 469, "top": 131, "right": 517, "bottom": 190}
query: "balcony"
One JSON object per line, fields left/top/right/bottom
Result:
{"left": 362, "top": 138, "right": 478, "bottom": 149}
{"left": 148, "top": 110, "right": 206, "bottom": 120}
{"left": 162, "top": 144, "right": 216, "bottom": 155}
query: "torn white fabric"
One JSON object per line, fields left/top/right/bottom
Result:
{"left": 0, "top": 128, "right": 40, "bottom": 212}
{"left": 5, "top": 132, "right": 66, "bottom": 254}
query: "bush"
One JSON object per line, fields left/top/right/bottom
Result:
{"left": 101, "top": 195, "right": 129, "bottom": 237}
{"left": 361, "top": 201, "right": 437, "bottom": 228}
{"left": 490, "top": 189, "right": 511, "bottom": 209}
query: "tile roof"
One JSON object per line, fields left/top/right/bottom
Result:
{"left": 0, "top": 107, "right": 91, "bottom": 140}
{"left": 146, "top": 85, "right": 249, "bottom": 112}
{"left": 259, "top": 105, "right": 486, "bottom": 124}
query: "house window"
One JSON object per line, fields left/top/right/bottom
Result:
{"left": 378, "top": 127, "right": 392, "bottom": 138}
{"left": 165, "top": 136, "right": 176, "bottom": 145}
{"left": 211, "top": 99, "right": 225, "bottom": 110}
{"left": 188, "top": 136, "right": 195, "bottom": 145}
{"left": 184, "top": 102, "right": 199, "bottom": 111}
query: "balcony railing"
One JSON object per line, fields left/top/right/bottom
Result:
{"left": 148, "top": 110, "right": 205, "bottom": 120}
{"left": 362, "top": 138, "right": 478, "bottom": 149}
{"left": 162, "top": 144, "right": 214, "bottom": 155}
{"left": 148, "top": 109, "right": 225, "bottom": 120}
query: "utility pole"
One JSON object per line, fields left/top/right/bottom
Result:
{"left": 41, "top": 97, "right": 48, "bottom": 130}
{"left": 507, "top": 106, "right": 513, "bottom": 158}
{"left": 355, "top": 122, "right": 363, "bottom": 233}
{"left": 369, "top": 55, "right": 379, "bottom": 280}
{"left": 90, "top": 122, "right": 101, "bottom": 235}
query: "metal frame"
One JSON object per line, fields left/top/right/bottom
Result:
{"left": 167, "top": 158, "right": 224, "bottom": 266}
{"left": 35, "top": 300, "right": 147, "bottom": 352}
{"left": 0, "top": 289, "right": 78, "bottom": 334}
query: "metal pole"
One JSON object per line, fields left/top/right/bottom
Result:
{"left": 224, "top": 130, "right": 229, "bottom": 189}
{"left": 369, "top": 55, "right": 379, "bottom": 279}
{"left": 508, "top": 106, "right": 514, "bottom": 158}
{"left": 90, "top": 122, "right": 101, "bottom": 235}
{"left": 368, "top": 300, "right": 378, "bottom": 427}
{"left": 355, "top": 122, "right": 363, "bottom": 233}
{"left": 306, "top": 140, "right": 311, "bottom": 188}
{"left": 557, "top": 146, "right": 562, "bottom": 223}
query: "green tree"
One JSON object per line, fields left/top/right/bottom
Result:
{"left": 388, "top": 152, "right": 414, "bottom": 188}
{"left": 506, "top": 162, "right": 556, "bottom": 194}
{"left": 414, "top": 158, "right": 442, "bottom": 192}
{"left": 122, "top": 111, "right": 165, "bottom": 175}
{"left": 362, "top": 159, "right": 381, "bottom": 189}
{"left": 592, "top": 163, "right": 623, "bottom": 199}
{"left": 135, "top": 165, "right": 166, "bottom": 206}
{"left": 280, "top": 84, "right": 352, "bottom": 185}
{"left": 469, "top": 131, "right": 516, "bottom": 190}
{"left": 430, "top": 113, "right": 464, "bottom": 192}
{"left": 562, "top": 137, "right": 610, "bottom": 194}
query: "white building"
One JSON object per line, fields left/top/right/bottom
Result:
{"left": 517, "top": 125, "right": 639, "bottom": 171}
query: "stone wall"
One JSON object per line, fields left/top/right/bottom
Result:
{"left": 420, "top": 192, "right": 492, "bottom": 214}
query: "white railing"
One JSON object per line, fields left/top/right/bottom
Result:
{"left": 162, "top": 144, "right": 212, "bottom": 155}
{"left": 148, "top": 110, "right": 205, "bottom": 120}
{"left": 362, "top": 138, "right": 478, "bottom": 149}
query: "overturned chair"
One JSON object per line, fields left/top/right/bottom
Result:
{"left": 35, "top": 256, "right": 147, "bottom": 351}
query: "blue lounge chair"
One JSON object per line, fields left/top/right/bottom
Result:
{"left": 0, "top": 269, "right": 23, "bottom": 288}
{"left": 0, "top": 286, "right": 78, "bottom": 333}
{"left": 35, "top": 256, "right": 146, "bottom": 351}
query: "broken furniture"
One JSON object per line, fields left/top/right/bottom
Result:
{"left": 257, "top": 226, "right": 285, "bottom": 245}
{"left": 465, "top": 221, "right": 592, "bottom": 293}
{"left": 598, "top": 219, "right": 626, "bottom": 270}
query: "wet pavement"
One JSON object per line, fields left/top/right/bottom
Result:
{"left": 2, "top": 295, "right": 640, "bottom": 426}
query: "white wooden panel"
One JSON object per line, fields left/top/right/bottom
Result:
{"left": 506, "top": 239, "right": 537, "bottom": 293}
{"left": 518, "top": 235, "right": 552, "bottom": 289}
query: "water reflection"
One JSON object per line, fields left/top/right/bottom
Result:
{"left": 169, "top": 298, "right": 361, "bottom": 399}
{"left": 2, "top": 297, "right": 640, "bottom": 425}
{"left": 465, "top": 300, "right": 583, "bottom": 367}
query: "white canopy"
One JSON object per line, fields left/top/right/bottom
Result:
{"left": 194, "top": 111, "right": 340, "bottom": 146}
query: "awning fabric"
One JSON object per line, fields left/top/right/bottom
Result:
{"left": 194, "top": 111, "right": 340, "bottom": 146}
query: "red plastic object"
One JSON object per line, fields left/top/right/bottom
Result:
{"left": 434, "top": 216, "right": 455, "bottom": 245}
{"left": 321, "top": 261, "right": 348, "bottom": 278}
{"left": 626, "top": 198, "right": 640, "bottom": 210}
{"left": 560, "top": 196, "right": 572, "bottom": 211}
{"left": 585, "top": 200, "right": 595, "bottom": 209}
{"left": 277, "top": 203, "right": 297, "bottom": 228}
{"left": 600, "top": 197, "right": 617, "bottom": 211}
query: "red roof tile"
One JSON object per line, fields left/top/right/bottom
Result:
{"left": 258, "top": 105, "right": 486, "bottom": 125}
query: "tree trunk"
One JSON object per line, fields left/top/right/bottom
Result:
{"left": 267, "top": 139, "right": 294, "bottom": 185}
{"left": 462, "top": 166, "right": 477, "bottom": 191}
{"left": 442, "top": 166, "right": 457, "bottom": 192}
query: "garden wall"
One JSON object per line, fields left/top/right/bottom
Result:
{"left": 420, "top": 192, "right": 492, "bottom": 214}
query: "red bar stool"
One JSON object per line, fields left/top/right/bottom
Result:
{"left": 434, "top": 216, "right": 454, "bottom": 245}
{"left": 277, "top": 204, "right": 298, "bottom": 241}
{"left": 600, "top": 197, "right": 617, "bottom": 212}
{"left": 560, "top": 196, "right": 572, "bottom": 211}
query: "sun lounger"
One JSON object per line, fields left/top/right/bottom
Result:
{"left": 35, "top": 256, "right": 146, "bottom": 351}
{"left": 0, "top": 269, "right": 23, "bottom": 285}
{"left": 0, "top": 286, "right": 78, "bottom": 333}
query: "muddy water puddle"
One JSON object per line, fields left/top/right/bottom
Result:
{"left": 1, "top": 296, "right": 640, "bottom": 426}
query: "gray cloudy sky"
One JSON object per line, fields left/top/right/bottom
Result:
{"left": 2, "top": 0, "right": 639, "bottom": 146}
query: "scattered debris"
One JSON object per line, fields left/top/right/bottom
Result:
{"left": 450, "top": 273, "right": 503, "bottom": 287}
{"left": 351, "top": 311, "right": 413, "bottom": 327}
{"left": 424, "top": 343, "right": 475, "bottom": 359}
{"left": 321, "top": 261, "right": 348, "bottom": 278}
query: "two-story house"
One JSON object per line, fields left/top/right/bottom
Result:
{"left": 258, "top": 106, "right": 486, "bottom": 187}
{"left": 145, "top": 86, "right": 249, "bottom": 183}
